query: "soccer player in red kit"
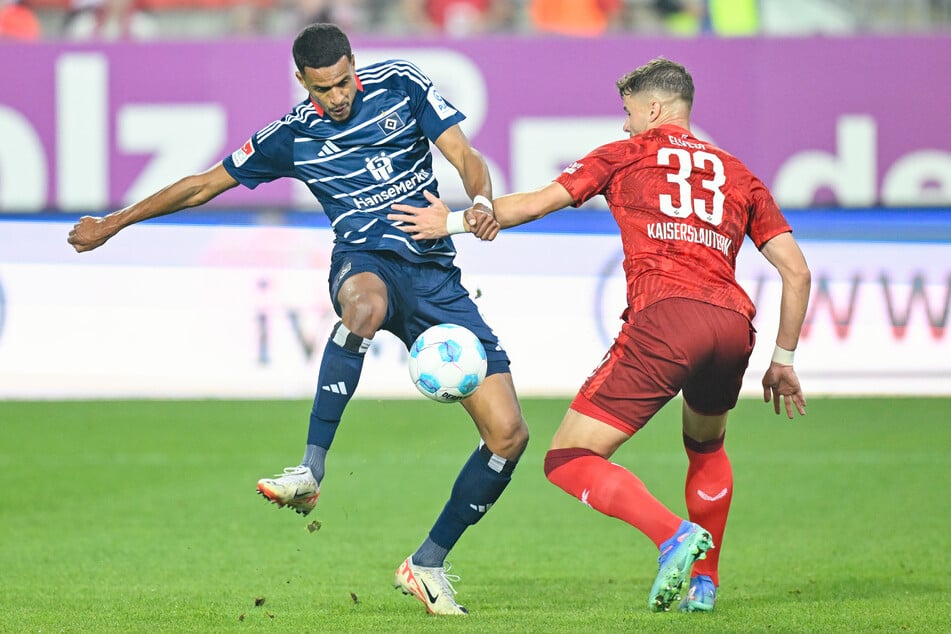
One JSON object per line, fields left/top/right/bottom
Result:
{"left": 389, "top": 57, "right": 811, "bottom": 613}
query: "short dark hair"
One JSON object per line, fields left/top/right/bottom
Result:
{"left": 616, "top": 57, "right": 694, "bottom": 109}
{"left": 292, "top": 23, "right": 352, "bottom": 74}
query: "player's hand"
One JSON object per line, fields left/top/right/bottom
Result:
{"left": 67, "top": 215, "right": 115, "bottom": 253}
{"left": 468, "top": 203, "right": 500, "bottom": 241}
{"left": 389, "top": 190, "right": 499, "bottom": 241}
{"left": 761, "top": 362, "right": 806, "bottom": 419}
{"left": 389, "top": 190, "right": 453, "bottom": 239}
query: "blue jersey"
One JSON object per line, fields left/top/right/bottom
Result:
{"left": 222, "top": 59, "right": 466, "bottom": 267}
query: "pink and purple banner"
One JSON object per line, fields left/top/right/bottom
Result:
{"left": 1, "top": 35, "right": 949, "bottom": 212}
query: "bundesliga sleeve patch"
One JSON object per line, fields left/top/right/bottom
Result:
{"left": 231, "top": 138, "right": 255, "bottom": 167}
{"left": 426, "top": 86, "right": 457, "bottom": 121}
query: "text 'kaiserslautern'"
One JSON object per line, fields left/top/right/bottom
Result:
{"left": 647, "top": 222, "right": 733, "bottom": 256}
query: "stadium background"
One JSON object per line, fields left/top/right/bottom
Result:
{"left": 1, "top": 1, "right": 949, "bottom": 398}
{"left": 2, "top": 3, "right": 950, "bottom": 632}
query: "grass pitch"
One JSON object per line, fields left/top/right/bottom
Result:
{"left": 1, "top": 397, "right": 949, "bottom": 632}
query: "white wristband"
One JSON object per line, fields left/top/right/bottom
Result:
{"left": 446, "top": 210, "right": 468, "bottom": 235}
{"left": 771, "top": 345, "right": 795, "bottom": 365}
{"left": 472, "top": 194, "right": 493, "bottom": 211}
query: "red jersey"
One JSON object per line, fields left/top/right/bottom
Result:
{"left": 556, "top": 124, "right": 791, "bottom": 322}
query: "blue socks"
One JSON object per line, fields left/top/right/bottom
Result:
{"left": 301, "top": 444, "right": 329, "bottom": 484}
{"left": 413, "top": 443, "right": 518, "bottom": 567}
{"left": 301, "top": 322, "right": 371, "bottom": 482}
{"left": 301, "top": 322, "right": 518, "bottom": 570}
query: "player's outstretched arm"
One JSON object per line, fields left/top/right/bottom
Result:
{"left": 388, "top": 181, "right": 574, "bottom": 241}
{"left": 389, "top": 190, "right": 496, "bottom": 240}
{"left": 759, "top": 231, "right": 811, "bottom": 418}
{"left": 67, "top": 163, "right": 238, "bottom": 253}
{"left": 491, "top": 182, "right": 574, "bottom": 231}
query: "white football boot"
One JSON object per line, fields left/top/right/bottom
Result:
{"left": 256, "top": 466, "right": 320, "bottom": 516}
{"left": 394, "top": 556, "right": 468, "bottom": 615}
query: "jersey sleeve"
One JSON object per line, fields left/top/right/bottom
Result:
{"left": 747, "top": 175, "right": 792, "bottom": 248}
{"left": 554, "top": 141, "right": 626, "bottom": 207}
{"left": 222, "top": 123, "right": 297, "bottom": 189}
{"left": 396, "top": 60, "right": 466, "bottom": 142}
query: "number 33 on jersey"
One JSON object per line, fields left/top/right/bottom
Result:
{"left": 554, "top": 124, "right": 793, "bottom": 320}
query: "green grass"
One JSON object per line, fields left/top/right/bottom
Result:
{"left": 1, "top": 397, "right": 949, "bottom": 632}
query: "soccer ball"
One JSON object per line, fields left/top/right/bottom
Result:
{"left": 408, "top": 324, "right": 487, "bottom": 403}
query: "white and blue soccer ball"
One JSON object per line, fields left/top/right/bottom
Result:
{"left": 408, "top": 324, "right": 487, "bottom": 403}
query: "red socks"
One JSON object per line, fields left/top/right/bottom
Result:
{"left": 544, "top": 448, "right": 682, "bottom": 547}
{"left": 683, "top": 434, "right": 732, "bottom": 586}
{"left": 544, "top": 437, "right": 733, "bottom": 587}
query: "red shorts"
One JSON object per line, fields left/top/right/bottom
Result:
{"left": 572, "top": 298, "right": 755, "bottom": 435}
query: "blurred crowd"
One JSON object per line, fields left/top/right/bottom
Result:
{"left": 3, "top": 0, "right": 951, "bottom": 41}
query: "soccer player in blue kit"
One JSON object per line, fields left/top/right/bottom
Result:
{"left": 67, "top": 23, "right": 527, "bottom": 616}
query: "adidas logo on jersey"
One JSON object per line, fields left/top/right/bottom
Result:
{"left": 317, "top": 140, "right": 342, "bottom": 157}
